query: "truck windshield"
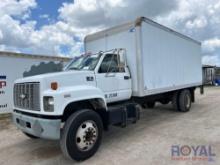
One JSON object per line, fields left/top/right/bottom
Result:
{"left": 66, "top": 54, "right": 101, "bottom": 71}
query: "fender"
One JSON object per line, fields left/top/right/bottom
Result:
{"left": 43, "top": 85, "right": 107, "bottom": 115}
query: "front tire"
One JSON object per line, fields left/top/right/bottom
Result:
{"left": 60, "top": 109, "right": 103, "bottom": 161}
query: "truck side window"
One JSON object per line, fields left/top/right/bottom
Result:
{"left": 99, "top": 54, "right": 119, "bottom": 73}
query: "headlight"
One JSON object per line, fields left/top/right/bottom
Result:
{"left": 43, "top": 96, "right": 54, "bottom": 112}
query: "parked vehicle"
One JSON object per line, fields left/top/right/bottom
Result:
{"left": 215, "top": 79, "right": 220, "bottom": 86}
{"left": 202, "top": 65, "right": 216, "bottom": 85}
{"left": 12, "top": 17, "right": 203, "bottom": 161}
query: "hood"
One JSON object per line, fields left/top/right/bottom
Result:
{"left": 15, "top": 70, "right": 96, "bottom": 90}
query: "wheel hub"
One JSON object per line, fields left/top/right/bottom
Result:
{"left": 76, "top": 121, "right": 98, "bottom": 151}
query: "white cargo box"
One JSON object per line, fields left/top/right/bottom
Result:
{"left": 85, "top": 17, "right": 202, "bottom": 97}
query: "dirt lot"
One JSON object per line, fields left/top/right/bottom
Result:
{"left": 0, "top": 87, "right": 219, "bottom": 165}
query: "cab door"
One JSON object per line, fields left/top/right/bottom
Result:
{"left": 95, "top": 52, "right": 132, "bottom": 103}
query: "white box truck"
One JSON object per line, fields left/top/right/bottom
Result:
{"left": 12, "top": 17, "right": 203, "bottom": 161}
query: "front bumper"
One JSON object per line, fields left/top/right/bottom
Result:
{"left": 12, "top": 110, "right": 61, "bottom": 140}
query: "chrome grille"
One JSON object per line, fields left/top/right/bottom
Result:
{"left": 14, "top": 83, "right": 40, "bottom": 111}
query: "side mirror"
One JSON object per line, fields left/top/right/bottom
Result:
{"left": 118, "top": 49, "right": 126, "bottom": 65}
{"left": 117, "top": 49, "right": 126, "bottom": 72}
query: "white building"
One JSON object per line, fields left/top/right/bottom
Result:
{"left": 0, "top": 51, "right": 71, "bottom": 114}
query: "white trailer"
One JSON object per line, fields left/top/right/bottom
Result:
{"left": 12, "top": 17, "right": 203, "bottom": 161}
{"left": 85, "top": 17, "right": 202, "bottom": 97}
{"left": 0, "top": 51, "right": 70, "bottom": 114}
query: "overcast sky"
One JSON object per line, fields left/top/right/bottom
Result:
{"left": 0, "top": 0, "right": 220, "bottom": 66}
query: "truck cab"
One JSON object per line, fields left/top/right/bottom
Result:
{"left": 12, "top": 49, "right": 139, "bottom": 161}
{"left": 65, "top": 49, "right": 132, "bottom": 103}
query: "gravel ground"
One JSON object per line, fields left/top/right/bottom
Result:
{"left": 0, "top": 87, "right": 219, "bottom": 165}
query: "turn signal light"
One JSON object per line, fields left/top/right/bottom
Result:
{"left": 51, "top": 82, "right": 58, "bottom": 90}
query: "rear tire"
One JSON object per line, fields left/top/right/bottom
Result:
{"left": 179, "top": 90, "right": 192, "bottom": 112}
{"left": 172, "top": 92, "right": 180, "bottom": 111}
{"left": 60, "top": 109, "right": 103, "bottom": 161}
{"left": 23, "top": 132, "right": 39, "bottom": 139}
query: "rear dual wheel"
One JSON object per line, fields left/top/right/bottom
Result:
{"left": 172, "top": 90, "right": 192, "bottom": 112}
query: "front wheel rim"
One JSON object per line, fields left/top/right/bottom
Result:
{"left": 75, "top": 120, "right": 98, "bottom": 152}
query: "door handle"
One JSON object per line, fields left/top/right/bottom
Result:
{"left": 124, "top": 76, "right": 130, "bottom": 80}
